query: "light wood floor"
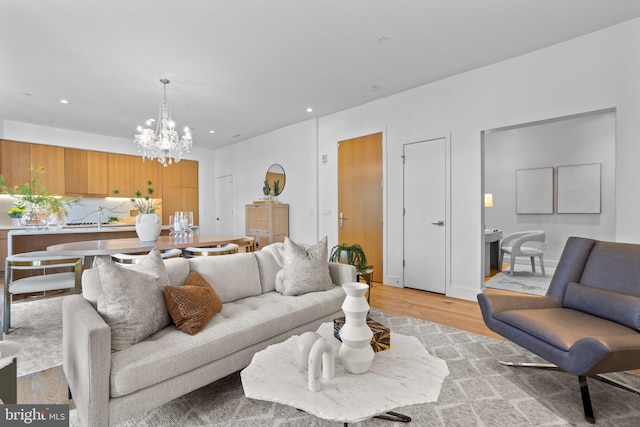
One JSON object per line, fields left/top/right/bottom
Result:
{"left": 14, "top": 283, "right": 509, "bottom": 405}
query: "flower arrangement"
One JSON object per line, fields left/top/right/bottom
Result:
{"left": 114, "top": 180, "right": 159, "bottom": 214}
{"left": 8, "top": 200, "right": 26, "bottom": 218}
{"left": 0, "top": 166, "right": 81, "bottom": 217}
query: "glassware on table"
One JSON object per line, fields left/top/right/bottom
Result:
{"left": 169, "top": 214, "right": 177, "bottom": 239}
{"left": 185, "top": 211, "right": 194, "bottom": 237}
{"left": 171, "top": 211, "right": 192, "bottom": 239}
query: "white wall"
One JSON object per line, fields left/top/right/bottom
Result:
{"left": 213, "top": 119, "right": 319, "bottom": 243}
{"left": 315, "top": 18, "right": 640, "bottom": 300}
{"left": 484, "top": 111, "right": 616, "bottom": 264}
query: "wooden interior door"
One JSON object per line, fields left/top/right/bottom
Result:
{"left": 338, "top": 132, "right": 383, "bottom": 282}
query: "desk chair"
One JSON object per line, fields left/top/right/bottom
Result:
{"left": 499, "top": 230, "right": 546, "bottom": 276}
{"left": 182, "top": 243, "right": 239, "bottom": 258}
{"left": 4, "top": 251, "right": 83, "bottom": 334}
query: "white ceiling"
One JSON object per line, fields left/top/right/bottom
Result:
{"left": 2, "top": 0, "right": 640, "bottom": 151}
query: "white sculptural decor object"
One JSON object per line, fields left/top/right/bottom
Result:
{"left": 135, "top": 213, "right": 162, "bottom": 241}
{"left": 338, "top": 282, "right": 374, "bottom": 374}
{"left": 295, "top": 332, "right": 335, "bottom": 392}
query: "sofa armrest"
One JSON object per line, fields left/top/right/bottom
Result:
{"left": 328, "top": 262, "right": 357, "bottom": 285}
{"left": 63, "top": 295, "right": 111, "bottom": 427}
{"left": 477, "top": 292, "right": 561, "bottom": 315}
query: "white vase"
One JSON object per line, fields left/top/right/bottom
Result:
{"left": 135, "top": 213, "right": 162, "bottom": 241}
{"left": 338, "top": 282, "right": 374, "bottom": 374}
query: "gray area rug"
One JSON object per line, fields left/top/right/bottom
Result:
{"left": 2, "top": 295, "right": 63, "bottom": 377}
{"left": 484, "top": 265, "right": 555, "bottom": 296}
{"left": 66, "top": 308, "right": 640, "bottom": 426}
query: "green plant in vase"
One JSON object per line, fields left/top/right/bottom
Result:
{"left": 113, "top": 180, "right": 160, "bottom": 213}
{"left": 329, "top": 243, "right": 373, "bottom": 280}
{"left": 0, "top": 166, "right": 81, "bottom": 228}
{"left": 262, "top": 179, "right": 271, "bottom": 198}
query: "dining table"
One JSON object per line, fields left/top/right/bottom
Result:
{"left": 46, "top": 234, "right": 247, "bottom": 256}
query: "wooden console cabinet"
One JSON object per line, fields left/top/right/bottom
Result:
{"left": 245, "top": 204, "right": 288, "bottom": 250}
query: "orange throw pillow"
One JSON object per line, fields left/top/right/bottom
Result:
{"left": 163, "top": 271, "right": 222, "bottom": 335}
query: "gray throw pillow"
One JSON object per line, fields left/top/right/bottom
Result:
{"left": 275, "top": 236, "right": 334, "bottom": 296}
{"left": 94, "top": 248, "right": 172, "bottom": 351}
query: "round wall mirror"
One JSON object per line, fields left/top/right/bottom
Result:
{"left": 265, "top": 164, "right": 286, "bottom": 196}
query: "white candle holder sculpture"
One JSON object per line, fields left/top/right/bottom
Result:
{"left": 338, "top": 282, "right": 374, "bottom": 374}
{"left": 295, "top": 332, "right": 335, "bottom": 392}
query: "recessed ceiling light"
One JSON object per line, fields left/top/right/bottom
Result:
{"left": 306, "top": 108, "right": 313, "bottom": 113}
{"left": 378, "top": 37, "right": 390, "bottom": 44}
{"left": 232, "top": 134, "right": 241, "bottom": 138}
{"left": 59, "top": 99, "right": 69, "bottom": 104}
{"left": 367, "top": 85, "right": 379, "bottom": 92}
{"left": 209, "top": 130, "right": 215, "bottom": 134}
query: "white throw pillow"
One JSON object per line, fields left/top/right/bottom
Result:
{"left": 275, "top": 236, "right": 334, "bottom": 296}
{"left": 93, "top": 248, "right": 172, "bottom": 351}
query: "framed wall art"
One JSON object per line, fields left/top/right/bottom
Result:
{"left": 516, "top": 167, "right": 554, "bottom": 214}
{"left": 557, "top": 163, "right": 601, "bottom": 214}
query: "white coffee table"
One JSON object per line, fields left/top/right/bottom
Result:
{"left": 241, "top": 322, "right": 449, "bottom": 425}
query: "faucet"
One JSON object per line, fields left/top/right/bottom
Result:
{"left": 97, "top": 207, "right": 104, "bottom": 230}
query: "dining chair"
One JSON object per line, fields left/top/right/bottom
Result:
{"left": 182, "top": 244, "right": 239, "bottom": 258}
{"left": 110, "top": 248, "right": 183, "bottom": 265}
{"left": 3, "top": 251, "right": 83, "bottom": 334}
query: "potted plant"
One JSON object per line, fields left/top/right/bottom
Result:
{"left": 329, "top": 243, "right": 373, "bottom": 279}
{"left": 114, "top": 180, "right": 161, "bottom": 241}
{"left": 0, "top": 166, "right": 81, "bottom": 229}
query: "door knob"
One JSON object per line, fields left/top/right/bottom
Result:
{"left": 431, "top": 221, "right": 444, "bottom": 226}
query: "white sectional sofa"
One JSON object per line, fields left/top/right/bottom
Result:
{"left": 63, "top": 242, "right": 355, "bottom": 427}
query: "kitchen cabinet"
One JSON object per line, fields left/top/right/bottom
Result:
{"left": 29, "top": 144, "right": 66, "bottom": 195}
{"left": 245, "top": 204, "right": 288, "bottom": 249}
{"left": 0, "top": 140, "right": 30, "bottom": 187}
{"left": 1, "top": 138, "right": 199, "bottom": 225}
{"left": 87, "top": 151, "right": 108, "bottom": 195}
{"left": 108, "top": 153, "right": 134, "bottom": 197}
{"left": 162, "top": 160, "right": 198, "bottom": 225}
{"left": 64, "top": 149, "right": 108, "bottom": 196}
{"left": 133, "top": 157, "right": 163, "bottom": 199}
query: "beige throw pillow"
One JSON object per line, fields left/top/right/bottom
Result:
{"left": 275, "top": 236, "right": 334, "bottom": 296}
{"left": 94, "top": 248, "right": 172, "bottom": 351}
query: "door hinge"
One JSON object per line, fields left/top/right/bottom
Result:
{"left": 401, "top": 155, "right": 405, "bottom": 163}
{"left": 402, "top": 260, "right": 405, "bottom": 267}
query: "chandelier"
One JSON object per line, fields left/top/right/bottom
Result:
{"left": 134, "top": 78, "right": 193, "bottom": 167}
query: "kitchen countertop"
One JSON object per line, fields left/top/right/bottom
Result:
{"left": 7, "top": 224, "right": 198, "bottom": 236}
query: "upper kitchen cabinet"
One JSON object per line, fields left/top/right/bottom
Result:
{"left": 108, "top": 153, "right": 134, "bottom": 197}
{"left": 0, "top": 139, "right": 30, "bottom": 186}
{"left": 29, "top": 144, "right": 65, "bottom": 195}
{"left": 161, "top": 160, "right": 198, "bottom": 225}
{"left": 65, "top": 148, "right": 108, "bottom": 196}
{"left": 162, "top": 159, "right": 198, "bottom": 187}
{"left": 133, "top": 156, "right": 163, "bottom": 198}
{"left": 181, "top": 160, "right": 198, "bottom": 188}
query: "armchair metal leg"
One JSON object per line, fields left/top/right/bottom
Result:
{"left": 578, "top": 376, "right": 595, "bottom": 424}
{"left": 499, "top": 361, "right": 557, "bottom": 369}
{"left": 592, "top": 373, "right": 640, "bottom": 396}
{"left": 499, "top": 362, "right": 599, "bottom": 423}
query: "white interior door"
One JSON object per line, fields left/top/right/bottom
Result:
{"left": 403, "top": 138, "right": 446, "bottom": 293}
{"left": 214, "top": 175, "right": 234, "bottom": 234}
